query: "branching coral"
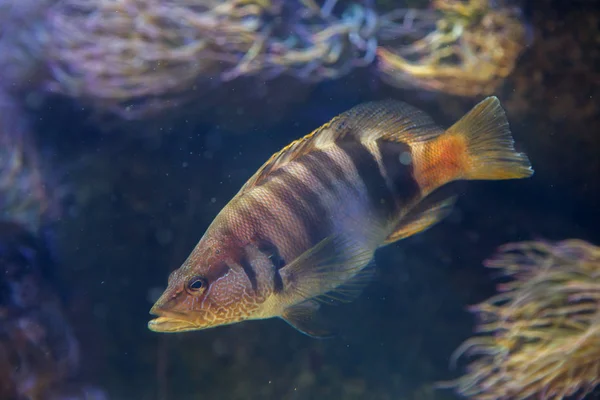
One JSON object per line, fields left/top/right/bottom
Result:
{"left": 443, "top": 240, "right": 600, "bottom": 400}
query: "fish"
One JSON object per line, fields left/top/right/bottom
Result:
{"left": 148, "top": 96, "right": 533, "bottom": 337}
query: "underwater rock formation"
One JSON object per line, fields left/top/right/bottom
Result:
{"left": 501, "top": 0, "right": 600, "bottom": 205}
{"left": 0, "top": 221, "right": 107, "bottom": 400}
{"left": 0, "top": 92, "right": 50, "bottom": 233}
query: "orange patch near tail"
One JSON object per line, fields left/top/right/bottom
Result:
{"left": 415, "top": 133, "right": 468, "bottom": 193}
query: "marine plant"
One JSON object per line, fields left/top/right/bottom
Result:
{"left": 377, "top": 0, "right": 526, "bottom": 97}
{"left": 41, "top": 0, "right": 526, "bottom": 118}
{"left": 445, "top": 239, "right": 600, "bottom": 400}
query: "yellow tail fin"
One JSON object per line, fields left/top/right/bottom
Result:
{"left": 447, "top": 96, "right": 534, "bottom": 181}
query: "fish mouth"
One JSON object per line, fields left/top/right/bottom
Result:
{"left": 148, "top": 306, "right": 199, "bottom": 333}
{"left": 148, "top": 316, "right": 199, "bottom": 333}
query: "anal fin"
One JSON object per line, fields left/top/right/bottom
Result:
{"left": 383, "top": 195, "right": 457, "bottom": 245}
{"left": 281, "top": 300, "right": 336, "bottom": 339}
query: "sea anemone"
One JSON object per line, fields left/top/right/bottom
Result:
{"left": 444, "top": 239, "right": 600, "bottom": 400}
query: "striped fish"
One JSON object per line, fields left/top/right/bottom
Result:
{"left": 148, "top": 97, "right": 533, "bottom": 337}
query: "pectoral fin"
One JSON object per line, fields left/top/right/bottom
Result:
{"left": 279, "top": 234, "right": 374, "bottom": 302}
{"left": 281, "top": 300, "right": 336, "bottom": 339}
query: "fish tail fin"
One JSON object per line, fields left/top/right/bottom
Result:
{"left": 445, "top": 96, "right": 534, "bottom": 181}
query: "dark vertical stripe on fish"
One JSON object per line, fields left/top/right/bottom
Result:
{"left": 256, "top": 239, "right": 286, "bottom": 269}
{"left": 376, "top": 140, "right": 421, "bottom": 204}
{"left": 303, "top": 150, "right": 361, "bottom": 197}
{"left": 273, "top": 269, "right": 284, "bottom": 294}
{"left": 268, "top": 172, "right": 330, "bottom": 247}
{"left": 257, "top": 239, "right": 285, "bottom": 293}
{"left": 239, "top": 249, "right": 259, "bottom": 292}
{"left": 299, "top": 152, "right": 338, "bottom": 195}
{"left": 336, "top": 139, "right": 397, "bottom": 216}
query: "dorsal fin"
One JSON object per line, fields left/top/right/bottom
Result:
{"left": 236, "top": 100, "right": 444, "bottom": 196}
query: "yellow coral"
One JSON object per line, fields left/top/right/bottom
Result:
{"left": 443, "top": 240, "right": 600, "bottom": 400}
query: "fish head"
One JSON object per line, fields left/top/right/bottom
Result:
{"left": 148, "top": 240, "right": 262, "bottom": 333}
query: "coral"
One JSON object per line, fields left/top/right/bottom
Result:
{"left": 444, "top": 239, "right": 600, "bottom": 400}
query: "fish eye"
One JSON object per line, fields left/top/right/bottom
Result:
{"left": 186, "top": 276, "right": 207, "bottom": 294}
